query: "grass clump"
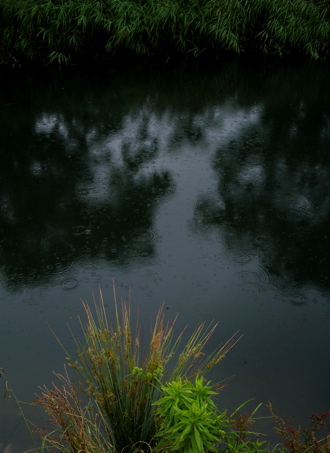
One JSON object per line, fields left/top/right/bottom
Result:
{"left": 33, "top": 286, "right": 241, "bottom": 452}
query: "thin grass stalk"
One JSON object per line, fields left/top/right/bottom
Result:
{"left": 34, "top": 367, "right": 115, "bottom": 453}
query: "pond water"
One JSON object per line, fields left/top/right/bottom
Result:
{"left": 0, "top": 59, "right": 330, "bottom": 451}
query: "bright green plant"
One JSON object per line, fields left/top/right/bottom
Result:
{"left": 153, "top": 376, "right": 227, "bottom": 452}
{"left": 154, "top": 377, "right": 268, "bottom": 453}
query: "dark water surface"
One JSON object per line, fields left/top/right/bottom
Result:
{"left": 1, "top": 60, "right": 330, "bottom": 451}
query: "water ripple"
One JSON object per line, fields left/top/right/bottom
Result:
{"left": 237, "top": 270, "right": 259, "bottom": 284}
{"left": 254, "top": 235, "right": 268, "bottom": 246}
{"left": 72, "top": 225, "right": 89, "bottom": 236}
{"left": 240, "top": 282, "right": 263, "bottom": 294}
{"left": 61, "top": 278, "right": 79, "bottom": 290}
{"left": 234, "top": 254, "right": 252, "bottom": 264}
{"left": 47, "top": 261, "right": 74, "bottom": 275}
{"left": 277, "top": 208, "right": 310, "bottom": 221}
{"left": 289, "top": 294, "right": 307, "bottom": 306}
{"left": 128, "top": 229, "right": 155, "bottom": 242}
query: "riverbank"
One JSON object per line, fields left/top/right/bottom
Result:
{"left": 0, "top": 0, "right": 329, "bottom": 68}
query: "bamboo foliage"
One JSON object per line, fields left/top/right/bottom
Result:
{"left": 0, "top": 0, "right": 329, "bottom": 66}
{"left": 259, "top": 0, "right": 330, "bottom": 58}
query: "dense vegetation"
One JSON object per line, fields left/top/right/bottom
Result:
{"left": 2, "top": 289, "right": 330, "bottom": 452}
{"left": 0, "top": 0, "right": 330, "bottom": 67}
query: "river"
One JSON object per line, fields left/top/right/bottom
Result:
{"left": 0, "top": 58, "right": 330, "bottom": 451}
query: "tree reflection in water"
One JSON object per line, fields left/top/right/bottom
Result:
{"left": 0, "top": 100, "right": 174, "bottom": 289}
{"left": 0, "top": 60, "right": 329, "bottom": 298}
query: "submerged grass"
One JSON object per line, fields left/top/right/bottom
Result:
{"left": 0, "top": 0, "right": 330, "bottom": 67}
{"left": 33, "top": 285, "right": 240, "bottom": 452}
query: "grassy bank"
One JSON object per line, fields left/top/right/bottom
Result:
{"left": 0, "top": 0, "right": 330, "bottom": 67}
